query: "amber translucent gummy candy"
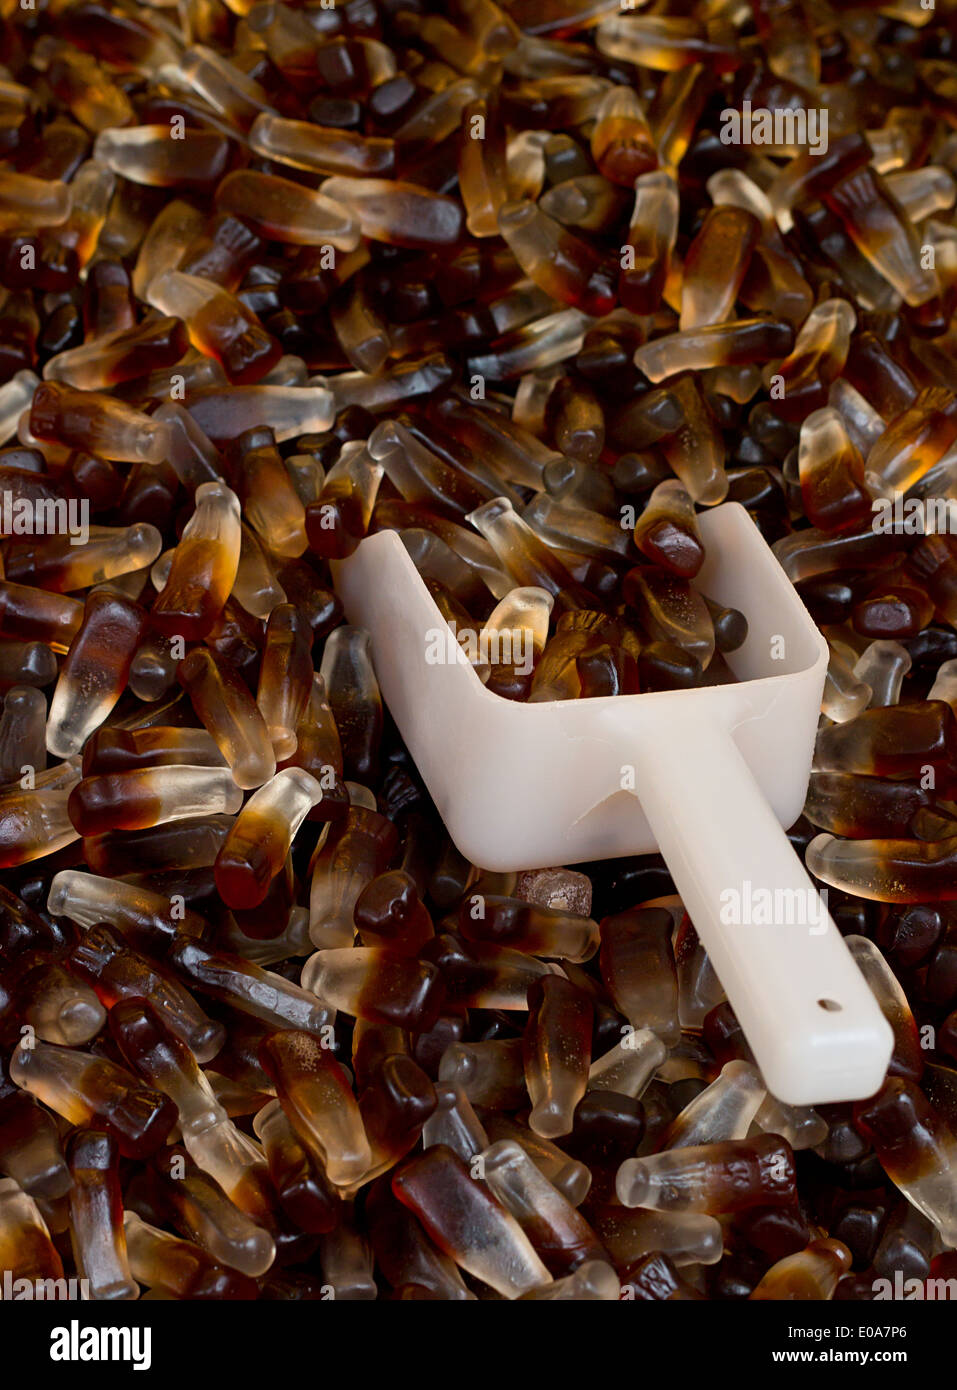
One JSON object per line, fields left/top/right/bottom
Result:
{"left": 152, "top": 480, "right": 241, "bottom": 640}
{"left": 259, "top": 1030, "right": 372, "bottom": 1189}
{"left": 179, "top": 647, "right": 276, "bottom": 790}
{"left": 10, "top": 1038, "right": 177, "bottom": 1160}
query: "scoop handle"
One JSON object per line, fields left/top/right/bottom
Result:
{"left": 631, "top": 711, "right": 892, "bottom": 1106}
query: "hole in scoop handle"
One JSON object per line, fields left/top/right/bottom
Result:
{"left": 631, "top": 714, "right": 892, "bottom": 1106}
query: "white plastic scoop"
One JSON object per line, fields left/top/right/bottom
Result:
{"left": 334, "top": 501, "right": 892, "bottom": 1105}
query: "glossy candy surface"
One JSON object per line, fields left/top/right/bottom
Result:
{"left": 0, "top": 0, "right": 957, "bottom": 1311}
